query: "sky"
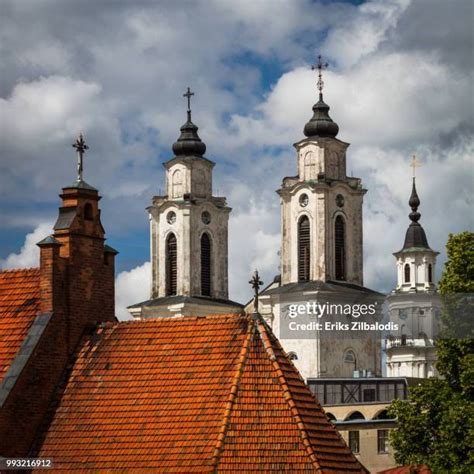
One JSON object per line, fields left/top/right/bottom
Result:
{"left": 0, "top": 0, "right": 473, "bottom": 320}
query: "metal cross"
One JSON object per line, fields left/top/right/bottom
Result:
{"left": 410, "top": 154, "right": 421, "bottom": 178}
{"left": 312, "top": 54, "right": 328, "bottom": 94}
{"left": 249, "top": 270, "right": 263, "bottom": 314}
{"left": 183, "top": 87, "right": 194, "bottom": 112}
{"left": 72, "top": 133, "right": 89, "bottom": 182}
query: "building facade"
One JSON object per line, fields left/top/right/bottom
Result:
{"left": 129, "top": 90, "right": 242, "bottom": 318}
{"left": 252, "top": 75, "right": 381, "bottom": 381}
{"left": 386, "top": 178, "right": 441, "bottom": 378}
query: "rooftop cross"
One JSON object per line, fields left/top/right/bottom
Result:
{"left": 183, "top": 87, "right": 194, "bottom": 112}
{"left": 312, "top": 54, "right": 328, "bottom": 97}
{"left": 249, "top": 270, "right": 263, "bottom": 314}
{"left": 72, "top": 133, "right": 89, "bottom": 182}
{"left": 410, "top": 154, "right": 422, "bottom": 178}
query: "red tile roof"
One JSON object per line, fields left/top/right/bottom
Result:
{"left": 35, "top": 314, "right": 367, "bottom": 473}
{"left": 378, "top": 465, "right": 432, "bottom": 474}
{"left": 0, "top": 268, "right": 40, "bottom": 378}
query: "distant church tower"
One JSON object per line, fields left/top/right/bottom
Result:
{"left": 129, "top": 89, "right": 242, "bottom": 318}
{"left": 254, "top": 58, "right": 381, "bottom": 381}
{"left": 386, "top": 170, "right": 441, "bottom": 378}
{"left": 279, "top": 73, "right": 365, "bottom": 286}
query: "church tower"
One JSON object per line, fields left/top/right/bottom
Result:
{"left": 129, "top": 89, "right": 242, "bottom": 318}
{"left": 279, "top": 59, "right": 365, "bottom": 286}
{"left": 254, "top": 58, "right": 381, "bottom": 381}
{"left": 386, "top": 170, "right": 441, "bottom": 378}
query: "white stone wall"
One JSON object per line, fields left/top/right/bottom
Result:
{"left": 280, "top": 137, "right": 365, "bottom": 286}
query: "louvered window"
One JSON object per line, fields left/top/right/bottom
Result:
{"left": 201, "top": 233, "right": 211, "bottom": 296}
{"left": 335, "top": 216, "right": 346, "bottom": 280}
{"left": 298, "top": 216, "right": 310, "bottom": 281}
{"left": 166, "top": 233, "right": 177, "bottom": 296}
{"left": 404, "top": 263, "right": 410, "bottom": 283}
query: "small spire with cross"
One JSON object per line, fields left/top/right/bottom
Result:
{"left": 312, "top": 54, "right": 328, "bottom": 99}
{"left": 410, "top": 154, "right": 421, "bottom": 178}
{"left": 72, "top": 133, "right": 89, "bottom": 182}
{"left": 249, "top": 270, "right": 263, "bottom": 315}
{"left": 183, "top": 87, "right": 194, "bottom": 120}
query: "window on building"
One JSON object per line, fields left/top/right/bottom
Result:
{"left": 84, "top": 203, "right": 93, "bottom": 220}
{"left": 325, "top": 412, "right": 336, "bottom": 422}
{"left": 335, "top": 215, "right": 346, "bottom": 280}
{"left": 363, "top": 388, "right": 376, "bottom": 402}
{"left": 287, "top": 352, "right": 298, "bottom": 361}
{"left": 298, "top": 216, "right": 310, "bottom": 281}
{"left": 404, "top": 263, "right": 410, "bottom": 283}
{"left": 344, "top": 349, "right": 356, "bottom": 365}
{"left": 428, "top": 264, "right": 433, "bottom": 283}
{"left": 377, "top": 429, "right": 389, "bottom": 454}
{"left": 349, "top": 431, "right": 360, "bottom": 453}
{"left": 304, "top": 151, "right": 317, "bottom": 180}
{"left": 166, "top": 233, "right": 177, "bottom": 296}
{"left": 201, "top": 233, "right": 211, "bottom": 297}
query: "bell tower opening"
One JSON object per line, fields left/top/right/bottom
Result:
{"left": 335, "top": 215, "right": 346, "bottom": 281}
{"left": 201, "top": 233, "right": 212, "bottom": 296}
{"left": 298, "top": 216, "right": 310, "bottom": 281}
{"left": 166, "top": 233, "right": 177, "bottom": 296}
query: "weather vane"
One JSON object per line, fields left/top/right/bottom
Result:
{"left": 183, "top": 87, "right": 194, "bottom": 112}
{"left": 72, "top": 133, "right": 89, "bottom": 182}
{"left": 312, "top": 54, "right": 328, "bottom": 95}
{"left": 249, "top": 270, "right": 263, "bottom": 314}
{"left": 410, "top": 154, "right": 421, "bottom": 178}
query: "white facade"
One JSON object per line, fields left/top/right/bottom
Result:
{"left": 251, "top": 92, "right": 381, "bottom": 381}
{"left": 149, "top": 156, "right": 231, "bottom": 299}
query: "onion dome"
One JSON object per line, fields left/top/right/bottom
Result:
{"left": 172, "top": 109, "right": 206, "bottom": 157}
{"left": 303, "top": 93, "right": 339, "bottom": 138}
{"left": 402, "top": 178, "right": 430, "bottom": 249}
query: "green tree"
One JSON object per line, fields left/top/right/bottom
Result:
{"left": 388, "top": 231, "right": 474, "bottom": 473}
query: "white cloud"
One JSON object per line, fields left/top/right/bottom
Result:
{"left": 115, "top": 262, "right": 151, "bottom": 321}
{"left": 323, "top": 0, "right": 411, "bottom": 67}
{"left": 0, "top": 222, "right": 53, "bottom": 269}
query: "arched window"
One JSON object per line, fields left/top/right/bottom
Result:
{"left": 335, "top": 215, "right": 346, "bottom": 280}
{"left": 345, "top": 411, "right": 365, "bottom": 421}
{"left": 298, "top": 216, "right": 310, "bottom": 281}
{"left": 344, "top": 349, "right": 356, "bottom": 366}
{"left": 84, "top": 203, "right": 93, "bottom": 221}
{"left": 166, "top": 233, "right": 177, "bottom": 296}
{"left": 172, "top": 169, "right": 183, "bottom": 198}
{"left": 428, "top": 264, "right": 433, "bottom": 283}
{"left": 325, "top": 412, "right": 336, "bottom": 422}
{"left": 201, "top": 233, "right": 211, "bottom": 296}
{"left": 404, "top": 263, "right": 411, "bottom": 283}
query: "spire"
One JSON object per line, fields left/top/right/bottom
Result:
{"left": 304, "top": 55, "right": 339, "bottom": 138}
{"left": 172, "top": 87, "right": 207, "bottom": 157}
{"left": 402, "top": 176, "right": 430, "bottom": 250}
{"left": 249, "top": 270, "right": 263, "bottom": 315}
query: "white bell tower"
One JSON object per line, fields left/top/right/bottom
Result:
{"left": 386, "top": 168, "right": 441, "bottom": 378}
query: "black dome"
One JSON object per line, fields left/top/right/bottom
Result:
{"left": 303, "top": 93, "right": 339, "bottom": 138}
{"left": 402, "top": 178, "right": 431, "bottom": 250}
{"left": 172, "top": 111, "right": 206, "bottom": 157}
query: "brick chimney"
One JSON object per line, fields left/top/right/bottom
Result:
{"left": 0, "top": 137, "right": 118, "bottom": 456}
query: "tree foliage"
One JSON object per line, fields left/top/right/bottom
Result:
{"left": 388, "top": 231, "right": 474, "bottom": 473}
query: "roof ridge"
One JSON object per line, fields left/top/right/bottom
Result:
{"left": 211, "top": 317, "right": 255, "bottom": 472}
{"left": 255, "top": 318, "right": 323, "bottom": 471}
{"left": 0, "top": 267, "right": 40, "bottom": 274}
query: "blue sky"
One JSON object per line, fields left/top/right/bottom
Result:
{"left": 1, "top": 0, "right": 473, "bottom": 319}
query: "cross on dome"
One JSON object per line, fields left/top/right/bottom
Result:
{"left": 183, "top": 87, "right": 194, "bottom": 113}
{"left": 410, "top": 154, "right": 422, "bottom": 178}
{"left": 312, "top": 54, "right": 329, "bottom": 97}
